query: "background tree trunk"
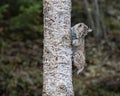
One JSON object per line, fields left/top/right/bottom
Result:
{"left": 84, "top": 0, "right": 95, "bottom": 31}
{"left": 43, "top": 0, "right": 74, "bottom": 96}
{"left": 94, "top": 0, "right": 101, "bottom": 43}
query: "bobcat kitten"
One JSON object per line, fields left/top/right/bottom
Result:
{"left": 71, "top": 23, "right": 92, "bottom": 74}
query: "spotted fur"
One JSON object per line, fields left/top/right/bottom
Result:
{"left": 71, "top": 23, "right": 92, "bottom": 74}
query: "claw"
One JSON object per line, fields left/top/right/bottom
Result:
{"left": 77, "top": 67, "right": 84, "bottom": 75}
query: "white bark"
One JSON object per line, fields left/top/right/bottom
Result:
{"left": 43, "top": 0, "right": 74, "bottom": 96}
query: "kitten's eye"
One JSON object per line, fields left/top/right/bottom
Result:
{"left": 79, "top": 24, "right": 82, "bottom": 27}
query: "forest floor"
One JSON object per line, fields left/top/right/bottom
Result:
{"left": 0, "top": 32, "right": 120, "bottom": 96}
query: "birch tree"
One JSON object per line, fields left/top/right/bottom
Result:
{"left": 43, "top": 0, "right": 74, "bottom": 96}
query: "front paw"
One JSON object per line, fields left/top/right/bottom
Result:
{"left": 73, "top": 39, "right": 79, "bottom": 46}
{"left": 77, "top": 66, "right": 84, "bottom": 75}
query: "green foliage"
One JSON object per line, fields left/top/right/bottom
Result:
{"left": 0, "top": 64, "right": 43, "bottom": 96}
{"left": 0, "top": 5, "right": 9, "bottom": 20}
{"left": 0, "top": 0, "right": 43, "bottom": 33}
{"left": 72, "top": 0, "right": 86, "bottom": 26}
{"left": 0, "top": 37, "right": 43, "bottom": 95}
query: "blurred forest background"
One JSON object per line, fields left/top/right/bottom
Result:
{"left": 0, "top": 0, "right": 120, "bottom": 96}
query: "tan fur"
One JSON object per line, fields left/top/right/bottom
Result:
{"left": 71, "top": 23, "right": 92, "bottom": 74}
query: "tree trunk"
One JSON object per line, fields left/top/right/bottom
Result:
{"left": 94, "top": 0, "right": 101, "bottom": 43}
{"left": 43, "top": 0, "right": 74, "bottom": 96}
{"left": 84, "top": 0, "right": 95, "bottom": 31}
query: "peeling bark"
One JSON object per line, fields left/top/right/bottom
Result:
{"left": 43, "top": 0, "right": 74, "bottom": 96}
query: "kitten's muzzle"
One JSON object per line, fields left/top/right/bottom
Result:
{"left": 88, "top": 28, "right": 92, "bottom": 32}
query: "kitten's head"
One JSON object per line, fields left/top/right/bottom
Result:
{"left": 75, "top": 23, "right": 92, "bottom": 37}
